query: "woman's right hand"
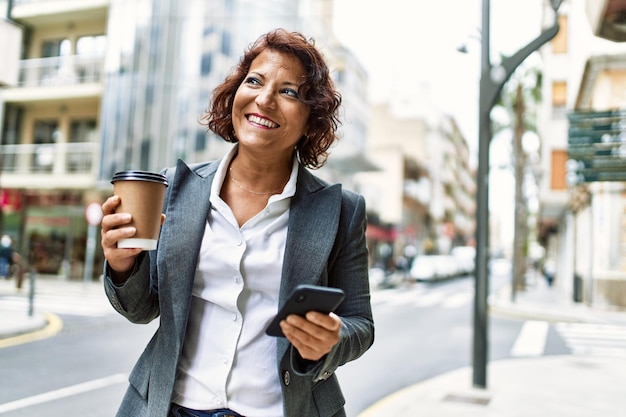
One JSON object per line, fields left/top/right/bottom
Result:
{"left": 100, "top": 195, "right": 142, "bottom": 282}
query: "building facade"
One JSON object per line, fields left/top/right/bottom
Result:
{"left": 0, "top": 0, "right": 371, "bottom": 279}
{"left": 354, "top": 101, "right": 476, "bottom": 269}
{"left": 537, "top": 0, "right": 626, "bottom": 308}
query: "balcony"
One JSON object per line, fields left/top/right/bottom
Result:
{"left": 0, "top": 142, "right": 100, "bottom": 189}
{"left": 19, "top": 55, "right": 104, "bottom": 88}
{"left": 11, "top": 0, "right": 109, "bottom": 27}
{"left": 586, "top": 0, "right": 626, "bottom": 42}
{"left": 3, "top": 54, "right": 104, "bottom": 103}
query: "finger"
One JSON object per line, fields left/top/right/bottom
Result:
{"left": 306, "top": 312, "right": 342, "bottom": 333}
{"left": 281, "top": 320, "right": 326, "bottom": 360}
{"left": 101, "top": 225, "right": 136, "bottom": 248}
{"left": 101, "top": 195, "right": 121, "bottom": 215}
{"left": 281, "top": 314, "right": 339, "bottom": 359}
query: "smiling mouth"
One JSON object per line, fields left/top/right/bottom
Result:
{"left": 247, "top": 114, "right": 279, "bottom": 128}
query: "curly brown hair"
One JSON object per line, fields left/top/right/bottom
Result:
{"left": 201, "top": 28, "right": 342, "bottom": 169}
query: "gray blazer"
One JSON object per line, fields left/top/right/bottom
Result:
{"left": 104, "top": 159, "right": 374, "bottom": 417}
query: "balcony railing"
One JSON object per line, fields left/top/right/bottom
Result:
{"left": 0, "top": 142, "right": 99, "bottom": 176}
{"left": 17, "top": 55, "right": 104, "bottom": 88}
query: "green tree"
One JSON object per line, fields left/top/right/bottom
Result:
{"left": 493, "top": 61, "right": 543, "bottom": 301}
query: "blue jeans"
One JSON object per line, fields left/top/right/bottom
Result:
{"left": 0, "top": 258, "right": 9, "bottom": 278}
{"left": 169, "top": 404, "right": 245, "bottom": 417}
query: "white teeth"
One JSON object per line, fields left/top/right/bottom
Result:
{"left": 248, "top": 115, "right": 278, "bottom": 128}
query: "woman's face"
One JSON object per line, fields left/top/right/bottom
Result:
{"left": 232, "top": 49, "right": 310, "bottom": 158}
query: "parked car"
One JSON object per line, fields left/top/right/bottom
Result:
{"left": 451, "top": 246, "right": 476, "bottom": 275}
{"left": 410, "top": 256, "right": 438, "bottom": 281}
{"left": 410, "top": 255, "right": 460, "bottom": 282}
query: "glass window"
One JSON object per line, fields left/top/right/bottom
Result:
{"left": 34, "top": 120, "right": 59, "bottom": 144}
{"left": 42, "top": 39, "right": 71, "bottom": 57}
{"left": 195, "top": 129, "right": 207, "bottom": 151}
{"left": 76, "top": 35, "right": 107, "bottom": 56}
{"left": 550, "top": 149, "right": 568, "bottom": 190}
{"left": 221, "top": 31, "right": 231, "bottom": 55}
{"left": 201, "top": 52, "right": 212, "bottom": 75}
{"left": 70, "top": 119, "right": 97, "bottom": 142}
{"left": 552, "top": 81, "right": 567, "bottom": 108}
{"left": 33, "top": 120, "right": 59, "bottom": 171}
{"left": 552, "top": 15, "right": 568, "bottom": 54}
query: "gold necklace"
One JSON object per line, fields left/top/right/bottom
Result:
{"left": 229, "top": 167, "right": 286, "bottom": 196}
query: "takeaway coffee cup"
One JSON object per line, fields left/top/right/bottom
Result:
{"left": 111, "top": 170, "right": 168, "bottom": 251}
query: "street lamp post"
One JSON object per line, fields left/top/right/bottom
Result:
{"left": 473, "top": 0, "right": 561, "bottom": 388}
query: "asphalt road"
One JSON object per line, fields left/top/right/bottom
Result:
{"left": 0, "top": 272, "right": 580, "bottom": 417}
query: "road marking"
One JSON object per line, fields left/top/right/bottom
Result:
{"left": 441, "top": 292, "right": 472, "bottom": 309}
{"left": 1, "top": 296, "right": 112, "bottom": 317}
{"left": 0, "top": 313, "right": 63, "bottom": 349}
{"left": 0, "top": 373, "right": 128, "bottom": 414}
{"left": 511, "top": 320, "right": 549, "bottom": 357}
{"left": 556, "top": 322, "right": 626, "bottom": 357}
{"left": 413, "top": 290, "right": 446, "bottom": 307}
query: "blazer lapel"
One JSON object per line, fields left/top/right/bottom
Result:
{"left": 280, "top": 167, "right": 342, "bottom": 304}
{"left": 277, "top": 167, "right": 342, "bottom": 359}
{"left": 158, "top": 159, "right": 217, "bottom": 343}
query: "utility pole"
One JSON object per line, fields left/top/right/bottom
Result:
{"left": 473, "top": 0, "right": 561, "bottom": 388}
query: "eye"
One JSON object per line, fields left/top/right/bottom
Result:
{"left": 244, "top": 76, "right": 261, "bottom": 86}
{"left": 281, "top": 88, "right": 300, "bottom": 99}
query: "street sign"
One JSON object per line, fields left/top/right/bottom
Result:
{"left": 578, "top": 171, "right": 626, "bottom": 182}
{"left": 568, "top": 110, "right": 626, "bottom": 183}
{"left": 85, "top": 202, "right": 103, "bottom": 226}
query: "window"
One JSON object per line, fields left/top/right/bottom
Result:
{"left": 40, "top": 39, "right": 71, "bottom": 84}
{"left": 221, "top": 32, "right": 231, "bottom": 55}
{"left": 552, "top": 81, "right": 567, "bottom": 108}
{"left": 68, "top": 119, "right": 97, "bottom": 172}
{"left": 201, "top": 52, "right": 212, "bottom": 76}
{"left": 550, "top": 149, "right": 568, "bottom": 190}
{"left": 33, "top": 120, "right": 59, "bottom": 172}
{"left": 70, "top": 119, "right": 97, "bottom": 142}
{"left": 42, "top": 39, "right": 71, "bottom": 58}
{"left": 552, "top": 15, "right": 568, "bottom": 54}
{"left": 76, "top": 35, "right": 106, "bottom": 56}
{"left": 195, "top": 129, "right": 207, "bottom": 152}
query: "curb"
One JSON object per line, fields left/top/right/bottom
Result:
{"left": 0, "top": 312, "right": 63, "bottom": 348}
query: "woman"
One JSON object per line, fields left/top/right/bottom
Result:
{"left": 101, "top": 28, "right": 374, "bottom": 417}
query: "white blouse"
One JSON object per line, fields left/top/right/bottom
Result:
{"left": 171, "top": 145, "right": 298, "bottom": 417}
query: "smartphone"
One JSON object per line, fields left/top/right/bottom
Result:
{"left": 265, "top": 284, "right": 346, "bottom": 337}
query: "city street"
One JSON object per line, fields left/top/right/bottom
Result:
{"left": 1, "top": 273, "right": 625, "bottom": 416}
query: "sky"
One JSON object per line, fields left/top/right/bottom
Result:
{"left": 332, "top": 0, "right": 545, "bottom": 162}
{"left": 332, "top": 0, "right": 546, "bottom": 251}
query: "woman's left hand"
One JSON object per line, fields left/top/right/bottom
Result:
{"left": 280, "top": 312, "right": 342, "bottom": 361}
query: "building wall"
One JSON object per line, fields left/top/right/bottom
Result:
{"left": 538, "top": 0, "right": 626, "bottom": 306}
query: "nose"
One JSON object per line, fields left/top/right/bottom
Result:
{"left": 255, "top": 86, "right": 276, "bottom": 109}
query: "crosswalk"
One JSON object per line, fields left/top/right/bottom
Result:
{"left": 371, "top": 287, "right": 626, "bottom": 359}
{"left": 371, "top": 286, "right": 473, "bottom": 310}
{"left": 0, "top": 280, "right": 114, "bottom": 317}
{"left": 555, "top": 322, "right": 626, "bottom": 358}
{"left": 511, "top": 320, "right": 626, "bottom": 358}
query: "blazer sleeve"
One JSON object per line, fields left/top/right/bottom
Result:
{"left": 103, "top": 252, "right": 160, "bottom": 324}
{"left": 102, "top": 166, "right": 178, "bottom": 324}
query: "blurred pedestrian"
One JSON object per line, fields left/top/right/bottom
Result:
{"left": 0, "top": 235, "right": 13, "bottom": 279}
{"left": 543, "top": 259, "right": 555, "bottom": 287}
{"left": 100, "top": 28, "right": 374, "bottom": 417}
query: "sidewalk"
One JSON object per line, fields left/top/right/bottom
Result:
{"left": 0, "top": 275, "right": 103, "bottom": 345}
{"left": 2, "top": 275, "right": 626, "bottom": 416}
{"left": 358, "top": 278, "right": 626, "bottom": 417}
